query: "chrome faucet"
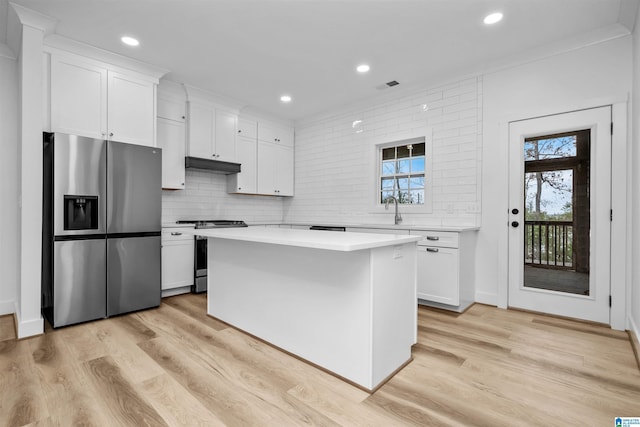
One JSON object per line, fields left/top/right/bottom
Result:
{"left": 385, "top": 196, "right": 402, "bottom": 225}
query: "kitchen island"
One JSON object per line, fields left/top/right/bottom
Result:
{"left": 182, "top": 227, "right": 422, "bottom": 391}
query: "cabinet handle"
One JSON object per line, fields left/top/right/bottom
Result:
{"left": 426, "top": 248, "right": 439, "bottom": 253}
{"left": 426, "top": 236, "right": 439, "bottom": 241}
{"left": 109, "top": 132, "right": 114, "bottom": 137}
{"left": 171, "top": 232, "right": 182, "bottom": 236}
{"left": 238, "top": 129, "right": 242, "bottom": 133}
{"left": 238, "top": 187, "right": 242, "bottom": 190}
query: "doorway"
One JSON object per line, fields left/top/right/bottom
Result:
{"left": 508, "top": 107, "right": 611, "bottom": 324}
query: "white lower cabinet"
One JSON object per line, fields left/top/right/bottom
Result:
{"left": 161, "top": 228, "right": 194, "bottom": 296}
{"left": 412, "top": 230, "right": 476, "bottom": 312}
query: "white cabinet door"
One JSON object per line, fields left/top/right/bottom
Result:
{"left": 107, "top": 71, "right": 156, "bottom": 146}
{"left": 50, "top": 55, "right": 107, "bottom": 139}
{"left": 161, "top": 229, "right": 194, "bottom": 291}
{"left": 417, "top": 246, "right": 459, "bottom": 306}
{"left": 187, "top": 103, "right": 214, "bottom": 158}
{"left": 257, "top": 142, "right": 278, "bottom": 195}
{"left": 157, "top": 118, "right": 185, "bottom": 190}
{"left": 228, "top": 136, "right": 257, "bottom": 194}
{"left": 237, "top": 117, "right": 257, "bottom": 139}
{"left": 157, "top": 96, "right": 185, "bottom": 122}
{"left": 257, "top": 142, "right": 294, "bottom": 196}
{"left": 259, "top": 122, "right": 294, "bottom": 147}
{"left": 275, "top": 145, "right": 294, "bottom": 196}
{"left": 215, "top": 109, "right": 237, "bottom": 162}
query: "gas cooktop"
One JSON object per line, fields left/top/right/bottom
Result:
{"left": 176, "top": 220, "right": 248, "bottom": 229}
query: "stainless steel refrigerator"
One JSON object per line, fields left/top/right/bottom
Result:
{"left": 42, "top": 132, "right": 162, "bottom": 328}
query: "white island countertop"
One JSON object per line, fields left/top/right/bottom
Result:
{"left": 181, "top": 227, "right": 423, "bottom": 252}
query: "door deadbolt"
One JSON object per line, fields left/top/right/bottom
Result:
{"left": 511, "top": 208, "right": 519, "bottom": 215}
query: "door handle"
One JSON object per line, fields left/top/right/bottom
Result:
{"left": 511, "top": 221, "right": 519, "bottom": 228}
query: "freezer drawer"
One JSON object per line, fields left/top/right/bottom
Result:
{"left": 52, "top": 239, "right": 106, "bottom": 327}
{"left": 107, "top": 235, "right": 161, "bottom": 316}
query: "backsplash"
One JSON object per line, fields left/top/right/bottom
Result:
{"left": 284, "top": 76, "right": 483, "bottom": 227}
{"left": 161, "top": 170, "right": 284, "bottom": 224}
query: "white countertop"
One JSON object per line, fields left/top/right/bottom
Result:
{"left": 254, "top": 222, "right": 480, "bottom": 232}
{"left": 180, "top": 227, "right": 423, "bottom": 252}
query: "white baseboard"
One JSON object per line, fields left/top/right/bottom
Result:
{"left": 0, "top": 300, "right": 15, "bottom": 316}
{"left": 162, "top": 286, "right": 192, "bottom": 298}
{"left": 475, "top": 291, "right": 498, "bottom": 306}
{"left": 14, "top": 301, "right": 43, "bottom": 339}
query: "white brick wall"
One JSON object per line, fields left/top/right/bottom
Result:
{"left": 284, "top": 77, "right": 483, "bottom": 226}
{"left": 162, "top": 170, "right": 284, "bottom": 224}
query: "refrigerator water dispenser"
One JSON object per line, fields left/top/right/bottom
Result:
{"left": 64, "top": 195, "right": 98, "bottom": 230}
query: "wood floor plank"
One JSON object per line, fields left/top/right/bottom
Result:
{"left": 0, "top": 340, "right": 49, "bottom": 426}
{"left": 139, "top": 373, "right": 226, "bottom": 427}
{"left": 138, "top": 336, "right": 284, "bottom": 426}
{"left": 82, "top": 355, "right": 168, "bottom": 427}
{"left": 55, "top": 321, "right": 110, "bottom": 363}
{"left": 1, "top": 295, "right": 638, "bottom": 426}
{"left": 91, "top": 319, "right": 164, "bottom": 384}
{"left": 0, "top": 314, "right": 16, "bottom": 342}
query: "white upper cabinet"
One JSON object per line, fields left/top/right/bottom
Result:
{"left": 186, "top": 102, "right": 237, "bottom": 163}
{"left": 228, "top": 118, "right": 257, "bottom": 194}
{"left": 107, "top": 71, "right": 156, "bottom": 146}
{"left": 157, "top": 117, "right": 185, "bottom": 190}
{"left": 237, "top": 117, "right": 258, "bottom": 140}
{"left": 156, "top": 80, "right": 187, "bottom": 190}
{"left": 49, "top": 51, "right": 159, "bottom": 147}
{"left": 257, "top": 141, "right": 294, "bottom": 196}
{"left": 50, "top": 55, "right": 107, "bottom": 139}
{"left": 187, "top": 102, "right": 214, "bottom": 158}
{"left": 258, "top": 122, "right": 294, "bottom": 147}
{"left": 215, "top": 109, "right": 238, "bottom": 162}
{"left": 157, "top": 95, "right": 186, "bottom": 122}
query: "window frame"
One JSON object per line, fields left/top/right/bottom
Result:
{"left": 373, "top": 135, "right": 433, "bottom": 214}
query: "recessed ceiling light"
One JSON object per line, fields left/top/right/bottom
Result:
{"left": 483, "top": 12, "right": 503, "bottom": 25}
{"left": 121, "top": 36, "right": 140, "bottom": 46}
{"left": 356, "top": 64, "right": 370, "bottom": 73}
{"left": 280, "top": 95, "right": 292, "bottom": 103}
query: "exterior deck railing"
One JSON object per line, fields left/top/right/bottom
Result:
{"left": 524, "top": 220, "right": 573, "bottom": 269}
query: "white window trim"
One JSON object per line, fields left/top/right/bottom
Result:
{"left": 370, "top": 132, "right": 433, "bottom": 214}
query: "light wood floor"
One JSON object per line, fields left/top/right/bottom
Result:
{"left": 1, "top": 294, "right": 639, "bottom": 426}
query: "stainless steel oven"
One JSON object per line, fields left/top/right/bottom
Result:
{"left": 176, "top": 220, "right": 248, "bottom": 293}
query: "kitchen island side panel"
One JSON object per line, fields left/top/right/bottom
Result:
{"left": 370, "top": 243, "right": 417, "bottom": 386}
{"left": 207, "top": 238, "right": 374, "bottom": 388}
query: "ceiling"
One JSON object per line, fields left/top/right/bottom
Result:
{"left": 3, "top": 0, "right": 636, "bottom": 122}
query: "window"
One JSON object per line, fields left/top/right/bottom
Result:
{"left": 380, "top": 139, "right": 426, "bottom": 205}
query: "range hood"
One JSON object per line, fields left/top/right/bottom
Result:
{"left": 184, "top": 157, "right": 241, "bottom": 174}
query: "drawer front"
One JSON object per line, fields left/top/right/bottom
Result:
{"left": 162, "top": 228, "right": 195, "bottom": 242}
{"left": 410, "top": 230, "right": 459, "bottom": 248}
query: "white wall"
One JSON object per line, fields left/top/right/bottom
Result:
{"left": 286, "top": 77, "right": 482, "bottom": 227}
{"left": 162, "top": 170, "right": 284, "bottom": 224}
{"left": 0, "top": 51, "right": 18, "bottom": 315}
{"left": 630, "top": 6, "right": 640, "bottom": 344}
{"left": 479, "top": 36, "right": 632, "bottom": 306}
